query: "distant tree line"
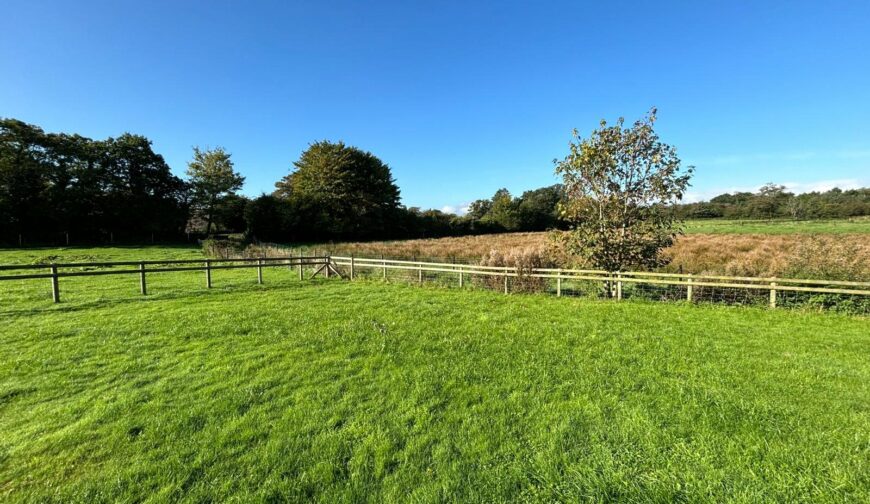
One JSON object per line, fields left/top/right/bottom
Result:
{"left": 0, "top": 119, "right": 188, "bottom": 244}
{"left": 675, "top": 183, "right": 870, "bottom": 220}
{"left": 242, "top": 141, "right": 567, "bottom": 243}
{"left": 2, "top": 118, "right": 868, "bottom": 246}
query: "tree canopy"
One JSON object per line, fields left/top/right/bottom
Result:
{"left": 0, "top": 118, "right": 188, "bottom": 243}
{"left": 676, "top": 185, "right": 869, "bottom": 220}
{"left": 186, "top": 147, "right": 245, "bottom": 235}
{"left": 553, "top": 109, "right": 693, "bottom": 271}
{"left": 274, "top": 141, "right": 401, "bottom": 240}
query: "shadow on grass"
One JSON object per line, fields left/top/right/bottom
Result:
{"left": 0, "top": 278, "right": 333, "bottom": 317}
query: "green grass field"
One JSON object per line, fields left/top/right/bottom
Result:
{"left": 0, "top": 245, "right": 204, "bottom": 265}
{"left": 684, "top": 217, "right": 870, "bottom": 234}
{"left": 1, "top": 247, "right": 869, "bottom": 502}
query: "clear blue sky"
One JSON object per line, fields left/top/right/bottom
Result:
{"left": 2, "top": 1, "right": 869, "bottom": 212}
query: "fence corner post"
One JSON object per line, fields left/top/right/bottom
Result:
{"left": 50, "top": 263, "right": 60, "bottom": 303}
{"left": 769, "top": 279, "right": 777, "bottom": 308}
{"left": 139, "top": 261, "right": 147, "bottom": 295}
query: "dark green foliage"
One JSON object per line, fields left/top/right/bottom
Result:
{"left": 212, "top": 194, "right": 249, "bottom": 233}
{"left": 465, "top": 185, "right": 566, "bottom": 233}
{"left": 517, "top": 185, "right": 563, "bottom": 230}
{"left": 678, "top": 185, "right": 870, "bottom": 220}
{"left": 275, "top": 141, "right": 401, "bottom": 241}
{"left": 244, "top": 194, "right": 293, "bottom": 242}
{"left": 186, "top": 147, "right": 245, "bottom": 235}
{"left": 0, "top": 118, "right": 188, "bottom": 244}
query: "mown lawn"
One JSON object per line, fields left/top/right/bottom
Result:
{"left": 0, "top": 245, "right": 203, "bottom": 265}
{"left": 0, "top": 248, "right": 868, "bottom": 502}
{"left": 684, "top": 217, "right": 870, "bottom": 234}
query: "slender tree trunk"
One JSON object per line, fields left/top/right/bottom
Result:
{"left": 205, "top": 196, "right": 216, "bottom": 235}
{"left": 205, "top": 211, "right": 213, "bottom": 235}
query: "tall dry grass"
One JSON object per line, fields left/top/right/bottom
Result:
{"left": 317, "top": 232, "right": 870, "bottom": 281}
{"left": 478, "top": 247, "right": 556, "bottom": 293}
{"left": 664, "top": 234, "right": 870, "bottom": 280}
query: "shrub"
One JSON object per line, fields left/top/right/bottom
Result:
{"left": 478, "top": 248, "right": 556, "bottom": 293}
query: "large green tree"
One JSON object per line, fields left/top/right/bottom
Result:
{"left": 553, "top": 108, "right": 693, "bottom": 272}
{"left": 485, "top": 188, "right": 520, "bottom": 231}
{"left": 186, "top": 146, "right": 244, "bottom": 235}
{"left": 275, "top": 141, "right": 400, "bottom": 240}
{"left": 1, "top": 118, "right": 188, "bottom": 243}
{"left": 517, "top": 185, "right": 563, "bottom": 230}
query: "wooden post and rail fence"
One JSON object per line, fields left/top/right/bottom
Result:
{"left": 0, "top": 255, "right": 338, "bottom": 304}
{"left": 0, "top": 254, "right": 868, "bottom": 309}
{"left": 330, "top": 255, "right": 870, "bottom": 309}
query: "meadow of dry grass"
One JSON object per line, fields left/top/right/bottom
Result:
{"left": 315, "top": 232, "right": 870, "bottom": 281}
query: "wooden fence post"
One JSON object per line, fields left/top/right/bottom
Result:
{"left": 382, "top": 254, "right": 387, "bottom": 280}
{"left": 504, "top": 273, "right": 508, "bottom": 294}
{"left": 459, "top": 266, "right": 464, "bottom": 288}
{"left": 617, "top": 272, "right": 623, "bottom": 300}
{"left": 350, "top": 255, "right": 355, "bottom": 280}
{"left": 50, "top": 264, "right": 60, "bottom": 303}
{"left": 205, "top": 259, "right": 212, "bottom": 288}
{"left": 770, "top": 279, "right": 777, "bottom": 308}
{"left": 139, "top": 262, "right": 147, "bottom": 295}
{"left": 556, "top": 270, "right": 562, "bottom": 297}
{"left": 257, "top": 258, "right": 263, "bottom": 284}
{"left": 325, "top": 256, "right": 331, "bottom": 278}
{"left": 418, "top": 261, "right": 423, "bottom": 284}
{"left": 686, "top": 274, "right": 692, "bottom": 302}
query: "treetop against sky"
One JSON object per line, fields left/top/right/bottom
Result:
{"left": 1, "top": 1, "right": 868, "bottom": 211}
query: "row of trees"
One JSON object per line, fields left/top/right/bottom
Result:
{"left": 676, "top": 184, "right": 870, "bottom": 220}
{"left": 0, "top": 119, "right": 188, "bottom": 243}
{"left": 212, "top": 142, "right": 566, "bottom": 243}
{"left": 3, "top": 116, "right": 868, "bottom": 253}
{"left": 243, "top": 183, "right": 567, "bottom": 243}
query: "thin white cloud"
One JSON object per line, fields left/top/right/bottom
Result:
{"left": 781, "top": 178, "right": 863, "bottom": 193}
{"left": 440, "top": 203, "right": 471, "bottom": 216}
